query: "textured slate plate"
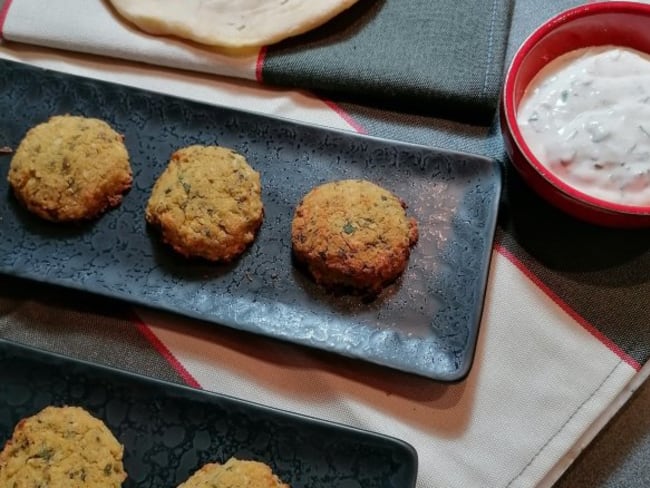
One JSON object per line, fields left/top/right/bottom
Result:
{"left": 0, "top": 339, "right": 418, "bottom": 487}
{"left": 0, "top": 59, "right": 502, "bottom": 381}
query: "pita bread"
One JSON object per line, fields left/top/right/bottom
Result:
{"left": 108, "top": 0, "right": 360, "bottom": 48}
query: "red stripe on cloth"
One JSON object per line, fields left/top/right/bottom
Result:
{"left": 0, "top": 0, "right": 15, "bottom": 39}
{"left": 255, "top": 46, "right": 267, "bottom": 83}
{"left": 254, "top": 45, "right": 365, "bottom": 134}
{"left": 130, "top": 312, "right": 203, "bottom": 388}
{"left": 321, "top": 99, "right": 367, "bottom": 134}
{"left": 496, "top": 243, "right": 641, "bottom": 371}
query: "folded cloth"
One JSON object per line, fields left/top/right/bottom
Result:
{"left": 262, "top": 0, "right": 514, "bottom": 125}
{"left": 0, "top": 0, "right": 513, "bottom": 125}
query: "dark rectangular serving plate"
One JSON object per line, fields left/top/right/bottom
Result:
{"left": 0, "top": 338, "right": 418, "bottom": 487}
{"left": 0, "top": 59, "right": 502, "bottom": 381}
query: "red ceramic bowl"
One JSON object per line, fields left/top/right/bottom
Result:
{"left": 501, "top": 1, "right": 650, "bottom": 227}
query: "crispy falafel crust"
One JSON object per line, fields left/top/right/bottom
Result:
{"left": 0, "top": 405, "right": 127, "bottom": 487}
{"left": 177, "top": 457, "right": 289, "bottom": 488}
{"left": 291, "top": 179, "right": 418, "bottom": 294}
{"left": 7, "top": 115, "right": 133, "bottom": 222}
{"left": 145, "top": 145, "right": 264, "bottom": 262}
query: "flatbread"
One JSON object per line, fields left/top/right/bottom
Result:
{"left": 108, "top": 0, "right": 360, "bottom": 48}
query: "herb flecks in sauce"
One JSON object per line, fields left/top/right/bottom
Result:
{"left": 518, "top": 46, "right": 650, "bottom": 206}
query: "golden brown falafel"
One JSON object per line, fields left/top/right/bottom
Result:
{"left": 177, "top": 457, "right": 289, "bottom": 488}
{"left": 0, "top": 405, "right": 127, "bottom": 487}
{"left": 145, "top": 145, "right": 264, "bottom": 262}
{"left": 291, "top": 179, "right": 418, "bottom": 294}
{"left": 7, "top": 115, "right": 133, "bottom": 222}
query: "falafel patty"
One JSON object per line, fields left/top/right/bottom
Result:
{"left": 145, "top": 145, "right": 264, "bottom": 262}
{"left": 0, "top": 405, "right": 127, "bottom": 487}
{"left": 7, "top": 115, "right": 133, "bottom": 222}
{"left": 177, "top": 457, "right": 289, "bottom": 488}
{"left": 291, "top": 179, "right": 418, "bottom": 294}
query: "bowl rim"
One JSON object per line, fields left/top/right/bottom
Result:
{"left": 502, "top": 0, "right": 650, "bottom": 217}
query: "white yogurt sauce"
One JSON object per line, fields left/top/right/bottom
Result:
{"left": 517, "top": 45, "right": 650, "bottom": 206}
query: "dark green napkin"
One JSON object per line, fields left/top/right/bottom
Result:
{"left": 260, "top": 0, "right": 514, "bottom": 125}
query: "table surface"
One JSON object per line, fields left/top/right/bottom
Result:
{"left": 0, "top": 1, "right": 649, "bottom": 487}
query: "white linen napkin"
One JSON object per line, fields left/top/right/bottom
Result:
{"left": 0, "top": 0, "right": 260, "bottom": 80}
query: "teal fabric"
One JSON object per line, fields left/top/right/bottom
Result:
{"left": 262, "top": 0, "right": 514, "bottom": 125}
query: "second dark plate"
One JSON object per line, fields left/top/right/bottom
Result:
{"left": 0, "top": 339, "right": 417, "bottom": 487}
